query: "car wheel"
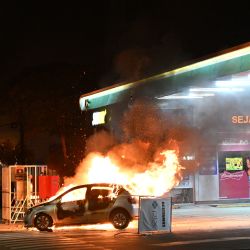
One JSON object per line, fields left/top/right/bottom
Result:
{"left": 34, "top": 213, "right": 52, "bottom": 231}
{"left": 110, "top": 209, "right": 130, "bottom": 229}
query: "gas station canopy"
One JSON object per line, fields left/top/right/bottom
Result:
{"left": 79, "top": 43, "right": 250, "bottom": 111}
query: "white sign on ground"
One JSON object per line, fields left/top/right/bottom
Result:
{"left": 138, "top": 197, "right": 172, "bottom": 234}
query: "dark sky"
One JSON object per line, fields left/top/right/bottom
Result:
{"left": 1, "top": 1, "right": 250, "bottom": 168}
{"left": 1, "top": 1, "right": 250, "bottom": 93}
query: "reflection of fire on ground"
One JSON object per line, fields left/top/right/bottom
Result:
{"left": 28, "top": 220, "right": 139, "bottom": 232}
{"left": 54, "top": 220, "right": 139, "bottom": 231}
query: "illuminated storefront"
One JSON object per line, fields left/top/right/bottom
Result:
{"left": 80, "top": 42, "right": 250, "bottom": 202}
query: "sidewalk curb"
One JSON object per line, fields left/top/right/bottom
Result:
{"left": 210, "top": 203, "right": 250, "bottom": 208}
{"left": 172, "top": 203, "right": 250, "bottom": 209}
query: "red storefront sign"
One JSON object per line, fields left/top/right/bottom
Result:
{"left": 39, "top": 176, "right": 60, "bottom": 200}
{"left": 219, "top": 171, "right": 249, "bottom": 199}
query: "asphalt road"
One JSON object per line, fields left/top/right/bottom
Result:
{"left": 1, "top": 204, "right": 250, "bottom": 249}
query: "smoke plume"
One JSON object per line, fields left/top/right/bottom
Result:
{"left": 64, "top": 99, "right": 202, "bottom": 188}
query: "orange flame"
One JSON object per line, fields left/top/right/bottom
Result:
{"left": 87, "top": 156, "right": 129, "bottom": 184}
{"left": 86, "top": 149, "right": 184, "bottom": 197}
{"left": 50, "top": 148, "right": 184, "bottom": 203}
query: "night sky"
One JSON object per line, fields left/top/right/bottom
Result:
{"left": 1, "top": 1, "right": 250, "bottom": 173}
{"left": 2, "top": 1, "right": 250, "bottom": 92}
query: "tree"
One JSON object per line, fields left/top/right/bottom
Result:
{"left": 1, "top": 63, "right": 87, "bottom": 177}
{"left": 0, "top": 140, "right": 19, "bottom": 166}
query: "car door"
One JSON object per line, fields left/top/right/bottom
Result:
{"left": 55, "top": 186, "right": 88, "bottom": 225}
{"left": 86, "top": 186, "right": 114, "bottom": 223}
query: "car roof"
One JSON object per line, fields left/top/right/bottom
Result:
{"left": 48, "top": 183, "right": 130, "bottom": 202}
{"left": 79, "top": 183, "right": 123, "bottom": 188}
{"left": 59, "top": 183, "right": 124, "bottom": 195}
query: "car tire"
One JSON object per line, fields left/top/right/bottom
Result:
{"left": 110, "top": 209, "right": 130, "bottom": 229}
{"left": 34, "top": 213, "right": 53, "bottom": 231}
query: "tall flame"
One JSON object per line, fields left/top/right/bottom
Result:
{"left": 87, "top": 156, "right": 129, "bottom": 184}
{"left": 86, "top": 149, "right": 184, "bottom": 197}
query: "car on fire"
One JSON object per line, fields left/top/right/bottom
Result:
{"left": 24, "top": 183, "right": 138, "bottom": 231}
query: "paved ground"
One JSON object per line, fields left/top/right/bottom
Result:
{"left": 1, "top": 203, "right": 250, "bottom": 249}
{"left": 1, "top": 202, "right": 250, "bottom": 231}
{"left": 172, "top": 203, "right": 250, "bottom": 232}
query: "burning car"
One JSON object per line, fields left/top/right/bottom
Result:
{"left": 24, "top": 183, "right": 138, "bottom": 231}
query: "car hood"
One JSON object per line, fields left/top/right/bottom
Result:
{"left": 32, "top": 200, "right": 53, "bottom": 209}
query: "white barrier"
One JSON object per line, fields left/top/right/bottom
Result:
{"left": 138, "top": 197, "right": 172, "bottom": 234}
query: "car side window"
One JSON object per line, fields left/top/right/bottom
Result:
{"left": 61, "top": 187, "right": 87, "bottom": 203}
{"left": 88, "top": 187, "right": 113, "bottom": 211}
{"left": 57, "top": 187, "right": 87, "bottom": 220}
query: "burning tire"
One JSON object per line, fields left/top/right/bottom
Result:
{"left": 110, "top": 209, "right": 130, "bottom": 229}
{"left": 34, "top": 213, "right": 53, "bottom": 231}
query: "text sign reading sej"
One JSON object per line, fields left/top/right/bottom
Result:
{"left": 138, "top": 197, "right": 171, "bottom": 234}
